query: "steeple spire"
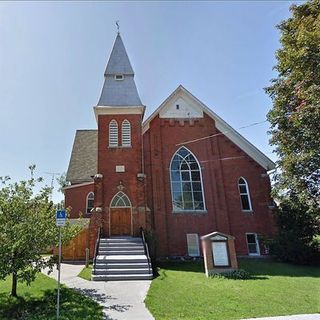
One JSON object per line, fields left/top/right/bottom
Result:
{"left": 98, "top": 33, "right": 142, "bottom": 106}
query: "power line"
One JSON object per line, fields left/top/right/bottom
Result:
{"left": 176, "top": 119, "right": 269, "bottom": 146}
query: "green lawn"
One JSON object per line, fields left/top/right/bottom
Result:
{"left": 145, "top": 259, "right": 320, "bottom": 320}
{"left": 0, "top": 272, "right": 103, "bottom": 319}
{"left": 78, "top": 265, "right": 93, "bottom": 281}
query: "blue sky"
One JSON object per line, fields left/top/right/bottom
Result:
{"left": 0, "top": 1, "right": 301, "bottom": 202}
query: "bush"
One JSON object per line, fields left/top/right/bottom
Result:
{"left": 209, "top": 269, "right": 251, "bottom": 280}
{"left": 269, "top": 197, "right": 320, "bottom": 265}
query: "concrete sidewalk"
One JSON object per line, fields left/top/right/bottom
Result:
{"left": 42, "top": 263, "right": 154, "bottom": 320}
{"left": 244, "top": 314, "right": 320, "bottom": 320}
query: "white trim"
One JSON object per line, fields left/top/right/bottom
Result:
{"left": 94, "top": 105, "right": 145, "bottom": 122}
{"left": 238, "top": 177, "right": 253, "bottom": 211}
{"left": 246, "top": 233, "right": 260, "bottom": 256}
{"left": 109, "top": 119, "right": 118, "bottom": 147}
{"left": 114, "top": 74, "right": 124, "bottom": 81}
{"left": 86, "top": 192, "right": 94, "bottom": 214}
{"left": 142, "top": 85, "right": 275, "bottom": 171}
{"left": 121, "top": 119, "right": 131, "bottom": 147}
{"left": 186, "top": 233, "right": 200, "bottom": 257}
{"left": 63, "top": 182, "right": 94, "bottom": 190}
{"left": 110, "top": 191, "right": 132, "bottom": 208}
{"left": 169, "top": 146, "right": 206, "bottom": 212}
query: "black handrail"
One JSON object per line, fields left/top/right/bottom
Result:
{"left": 140, "top": 227, "right": 152, "bottom": 275}
{"left": 93, "top": 227, "right": 101, "bottom": 275}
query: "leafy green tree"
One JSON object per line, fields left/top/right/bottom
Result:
{"left": 265, "top": 0, "right": 320, "bottom": 263}
{"left": 56, "top": 172, "right": 69, "bottom": 194}
{"left": 0, "top": 165, "right": 81, "bottom": 297}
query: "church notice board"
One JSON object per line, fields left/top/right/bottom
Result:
{"left": 201, "top": 231, "right": 238, "bottom": 277}
{"left": 211, "top": 239, "right": 229, "bottom": 267}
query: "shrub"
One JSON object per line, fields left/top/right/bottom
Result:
{"left": 209, "top": 269, "right": 251, "bottom": 280}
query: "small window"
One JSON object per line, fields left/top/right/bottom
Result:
{"left": 121, "top": 120, "right": 131, "bottom": 147}
{"left": 109, "top": 120, "right": 118, "bottom": 147}
{"left": 110, "top": 191, "right": 131, "bottom": 208}
{"left": 238, "top": 177, "right": 252, "bottom": 211}
{"left": 176, "top": 104, "right": 180, "bottom": 110}
{"left": 115, "top": 74, "right": 124, "bottom": 81}
{"left": 86, "top": 192, "right": 94, "bottom": 214}
{"left": 187, "top": 234, "right": 200, "bottom": 256}
{"left": 246, "top": 233, "right": 260, "bottom": 255}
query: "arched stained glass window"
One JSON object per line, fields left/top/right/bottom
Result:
{"left": 121, "top": 120, "right": 131, "bottom": 147}
{"left": 86, "top": 192, "right": 94, "bottom": 214}
{"left": 109, "top": 120, "right": 118, "bottom": 147}
{"left": 238, "top": 177, "right": 252, "bottom": 211}
{"left": 110, "top": 191, "right": 131, "bottom": 208}
{"left": 170, "top": 147, "right": 205, "bottom": 211}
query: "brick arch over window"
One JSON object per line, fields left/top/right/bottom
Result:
{"left": 110, "top": 191, "right": 131, "bottom": 208}
{"left": 238, "top": 177, "right": 252, "bottom": 211}
{"left": 86, "top": 192, "right": 94, "bottom": 214}
{"left": 109, "top": 119, "right": 118, "bottom": 147}
{"left": 170, "top": 146, "right": 205, "bottom": 211}
{"left": 121, "top": 119, "right": 131, "bottom": 147}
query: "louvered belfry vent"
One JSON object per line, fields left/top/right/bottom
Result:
{"left": 109, "top": 120, "right": 118, "bottom": 147}
{"left": 122, "top": 120, "right": 131, "bottom": 147}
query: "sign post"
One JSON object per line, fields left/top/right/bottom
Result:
{"left": 56, "top": 210, "right": 66, "bottom": 320}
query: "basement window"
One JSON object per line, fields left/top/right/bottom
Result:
{"left": 115, "top": 74, "right": 124, "bottom": 81}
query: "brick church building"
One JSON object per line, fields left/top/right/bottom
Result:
{"left": 65, "top": 33, "right": 275, "bottom": 258}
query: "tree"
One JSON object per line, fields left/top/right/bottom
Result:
{"left": 56, "top": 172, "right": 69, "bottom": 194}
{"left": 265, "top": 0, "right": 320, "bottom": 263}
{"left": 0, "top": 165, "right": 81, "bottom": 297}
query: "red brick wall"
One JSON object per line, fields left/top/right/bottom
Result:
{"left": 65, "top": 183, "right": 94, "bottom": 219}
{"left": 97, "top": 113, "right": 147, "bottom": 236}
{"left": 143, "top": 113, "right": 275, "bottom": 257}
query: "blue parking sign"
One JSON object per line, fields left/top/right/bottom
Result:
{"left": 56, "top": 210, "right": 66, "bottom": 227}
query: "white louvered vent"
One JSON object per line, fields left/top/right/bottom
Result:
{"left": 187, "top": 233, "right": 200, "bottom": 257}
{"left": 109, "top": 120, "right": 118, "bottom": 147}
{"left": 122, "top": 120, "right": 131, "bottom": 147}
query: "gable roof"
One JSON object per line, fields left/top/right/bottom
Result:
{"left": 142, "top": 85, "right": 275, "bottom": 171}
{"left": 66, "top": 130, "right": 97, "bottom": 184}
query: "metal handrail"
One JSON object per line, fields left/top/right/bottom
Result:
{"left": 93, "top": 227, "right": 101, "bottom": 275}
{"left": 140, "top": 227, "right": 152, "bottom": 275}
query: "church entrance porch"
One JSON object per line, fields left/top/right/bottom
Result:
{"left": 110, "top": 208, "right": 131, "bottom": 236}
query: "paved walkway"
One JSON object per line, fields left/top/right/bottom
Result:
{"left": 42, "top": 263, "right": 154, "bottom": 320}
{"left": 42, "top": 264, "right": 319, "bottom": 320}
{"left": 244, "top": 315, "right": 320, "bottom": 320}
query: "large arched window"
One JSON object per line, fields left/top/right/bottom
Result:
{"left": 170, "top": 147, "right": 205, "bottom": 211}
{"left": 121, "top": 119, "right": 131, "bottom": 147}
{"left": 238, "top": 177, "right": 252, "bottom": 211}
{"left": 109, "top": 120, "right": 118, "bottom": 147}
{"left": 110, "top": 191, "right": 131, "bottom": 208}
{"left": 86, "top": 192, "right": 94, "bottom": 214}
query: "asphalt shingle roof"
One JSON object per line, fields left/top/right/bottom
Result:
{"left": 66, "top": 130, "right": 97, "bottom": 184}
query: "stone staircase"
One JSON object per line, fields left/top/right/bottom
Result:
{"left": 92, "top": 236, "right": 153, "bottom": 281}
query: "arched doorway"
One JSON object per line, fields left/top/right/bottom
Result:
{"left": 109, "top": 191, "right": 132, "bottom": 236}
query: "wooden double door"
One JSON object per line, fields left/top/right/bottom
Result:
{"left": 110, "top": 208, "right": 131, "bottom": 236}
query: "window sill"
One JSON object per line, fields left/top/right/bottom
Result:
{"left": 172, "top": 210, "right": 208, "bottom": 215}
{"left": 242, "top": 210, "right": 253, "bottom": 214}
{"left": 108, "top": 146, "right": 132, "bottom": 149}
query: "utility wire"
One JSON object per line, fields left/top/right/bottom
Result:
{"left": 176, "top": 119, "right": 268, "bottom": 146}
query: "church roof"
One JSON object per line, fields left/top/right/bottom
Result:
{"left": 97, "top": 33, "right": 142, "bottom": 106}
{"left": 66, "top": 130, "right": 97, "bottom": 184}
{"left": 142, "top": 85, "right": 275, "bottom": 171}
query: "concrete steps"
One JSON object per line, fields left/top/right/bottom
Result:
{"left": 92, "top": 237, "right": 153, "bottom": 281}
